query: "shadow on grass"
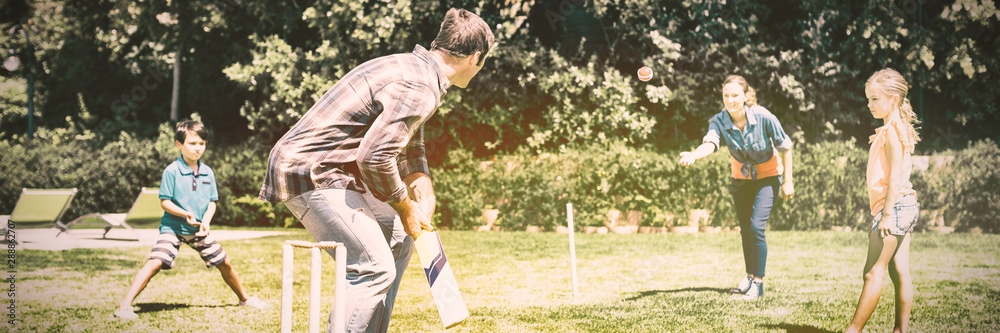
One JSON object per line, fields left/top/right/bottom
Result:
{"left": 758, "top": 323, "right": 837, "bottom": 333}
{"left": 625, "top": 287, "right": 730, "bottom": 301}
{"left": 135, "top": 302, "right": 234, "bottom": 313}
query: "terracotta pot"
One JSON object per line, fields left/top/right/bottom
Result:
{"left": 525, "top": 225, "right": 542, "bottom": 233}
{"left": 626, "top": 210, "right": 643, "bottom": 227}
{"left": 699, "top": 226, "right": 722, "bottom": 233}
{"left": 688, "top": 209, "right": 711, "bottom": 228}
{"left": 612, "top": 226, "right": 637, "bottom": 234}
{"left": 607, "top": 209, "right": 623, "bottom": 227}
{"left": 927, "top": 226, "right": 955, "bottom": 234}
{"left": 479, "top": 209, "right": 500, "bottom": 231}
{"left": 670, "top": 225, "right": 698, "bottom": 234}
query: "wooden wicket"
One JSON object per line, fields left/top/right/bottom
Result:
{"left": 281, "top": 240, "right": 347, "bottom": 333}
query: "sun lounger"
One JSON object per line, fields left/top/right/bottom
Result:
{"left": 61, "top": 187, "right": 163, "bottom": 239}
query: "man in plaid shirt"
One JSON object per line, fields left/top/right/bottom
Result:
{"left": 260, "top": 8, "right": 493, "bottom": 332}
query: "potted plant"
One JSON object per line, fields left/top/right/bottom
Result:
{"left": 700, "top": 213, "right": 723, "bottom": 233}
{"left": 479, "top": 204, "right": 500, "bottom": 232}
{"left": 669, "top": 208, "right": 704, "bottom": 234}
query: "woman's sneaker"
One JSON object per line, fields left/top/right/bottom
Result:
{"left": 729, "top": 276, "right": 753, "bottom": 294}
{"left": 742, "top": 280, "right": 764, "bottom": 300}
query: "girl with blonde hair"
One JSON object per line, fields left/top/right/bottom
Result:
{"left": 845, "top": 68, "right": 921, "bottom": 333}
{"left": 679, "top": 75, "right": 795, "bottom": 300}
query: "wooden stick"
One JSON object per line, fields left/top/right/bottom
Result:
{"left": 310, "top": 247, "right": 322, "bottom": 333}
{"left": 333, "top": 246, "right": 347, "bottom": 333}
{"left": 567, "top": 203, "right": 580, "bottom": 298}
{"left": 281, "top": 244, "right": 293, "bottom": 333}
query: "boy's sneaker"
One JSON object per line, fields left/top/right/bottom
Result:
{"left": 239, "top": 296, "right": 270, "bottom": 310}
{"left": 114, "top": 306, "right": 138, "bottom": 320}
{"left": 742, "top": 280, "right": 764, "bottom": 300}
{"left": 729, "top": 276, "right": 753, "bottom": 294}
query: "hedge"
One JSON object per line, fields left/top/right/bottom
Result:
{"left": 2, "top": 135, "right": 997, "bottom": 233}
{"left": 436, "top": 141, "right": 867, "bottom": 231}
{"left": 435, "top": 140, "right": 998, "bottom": 233}
{"left": 0, "top": 123, "right": 295, "bottom": 228}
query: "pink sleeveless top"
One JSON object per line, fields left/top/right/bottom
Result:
{"left": 867, "top": 119, "right": 916, "bottom": 216}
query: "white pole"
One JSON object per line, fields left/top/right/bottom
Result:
{"left": 333, "top": 246, "right": 348, "bottom": 333}
{"left": 567, "top": 203, "right": 580, "bottom": 298}
{"left": 281, "top": 244, "right": 293, "bottom": 333}
{"left": 310, "top": 247, "right": 322, "bottom": 333}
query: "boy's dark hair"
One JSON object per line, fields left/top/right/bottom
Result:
{"left": 175, "top": 120, "right": 209, "bottom": 143}
{"left": 430, "top": 8, "right": 495, "bottom": 66}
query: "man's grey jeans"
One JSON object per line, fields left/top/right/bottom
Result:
{"left": 284, "top": 189, "right": 413, "bottom": 333}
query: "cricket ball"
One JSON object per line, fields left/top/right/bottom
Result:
{"left": 637, "top": 66, "right": 653, "bottom": 82}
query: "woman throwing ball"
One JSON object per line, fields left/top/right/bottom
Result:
{"left": 678, "top": 75, "right": 794, "bottom": 300}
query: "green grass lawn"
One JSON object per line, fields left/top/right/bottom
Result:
{"left": 11, "top": 229, "right": 1000, "bottom": 332}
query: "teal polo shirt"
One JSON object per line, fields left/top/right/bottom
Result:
{"left": 159, "top": 157, "right": 219, "bottom": 234}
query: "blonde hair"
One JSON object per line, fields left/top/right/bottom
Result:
{"left": 722, "top": 75, "right": 757, "bottom": 106}
{"left": 866, "top": 68, "right": 921, "bottom": 144}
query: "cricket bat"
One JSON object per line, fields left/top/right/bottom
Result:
{"left": 413, "top": 230, "right": 469, "bottom": 328}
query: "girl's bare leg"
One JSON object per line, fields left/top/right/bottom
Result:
{"left": 845, "top": 230, "right": 903, "bottom": 333}
{"left": 888, "top": 233, "right": 912, "bottom": 333}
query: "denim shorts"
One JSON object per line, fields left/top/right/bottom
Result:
{"left": 871, "top": 194, "right": 919, "bottom": 236}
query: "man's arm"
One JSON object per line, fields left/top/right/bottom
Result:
{"left": 404, "top": 172, "right": 435, "bottom": 222}
{"left": 356, "top": 81, "right": 438, "bottom": 237}
{"left": 388, "top": 196, "right": 430, "bottom": 237}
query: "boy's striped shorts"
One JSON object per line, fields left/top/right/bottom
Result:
{"left": 148, "top": 232, "right": 228, "bottom": 269}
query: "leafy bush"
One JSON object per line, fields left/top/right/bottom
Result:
{"left": 770, "top": 140, "right": 869, "bottom": 231}
{"left": 910, "top": 152, "right": 956, "bottom": 231}
{"left": 209, "top": 138, "right": 297, "bottom": 227}
{"left": 3, "top": 131, "right": 995, "bottom": 233}
{"left": 435, "top": 142, "right": 734, "bottom": 231}
{"left": 435, "top": 140, "right": 955, "bottom": 232}
{"left": 0, "top": 121, "right": 298, "bottom": 228}
{"left": 0, "top": 124, "right": 173, "bottom": 220}
{"left": 945, "top": 140, "right": 1000, "bottom": 232}
{"left": 433, "top": 149, "right": 487, "bottom": 230}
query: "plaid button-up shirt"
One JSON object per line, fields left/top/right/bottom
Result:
{"left": 259, "top": 45, "right": 449, "bottom": 204}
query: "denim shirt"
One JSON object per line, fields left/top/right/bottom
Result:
{"left": 702, "top": 105, "right": 793, "bottom": 179}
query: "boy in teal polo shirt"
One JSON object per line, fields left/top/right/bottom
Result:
{"left": 114, "top": 120, "right": 268, "bottom": 320}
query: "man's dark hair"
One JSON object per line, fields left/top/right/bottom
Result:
{"left": 174, "top": 120, "right": 209, "bottom": 143}
{"left": 430, "top": 8, "right": 495, "bottom": 66}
